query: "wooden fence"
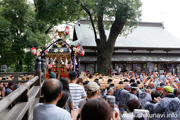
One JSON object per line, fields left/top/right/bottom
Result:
{"left": 0, "top": 58, "right": 45, "bottom": 120}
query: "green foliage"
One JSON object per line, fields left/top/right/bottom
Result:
{"left": 6, "top": 65, "right": 15, "bottom": 72}
{"left": 24, "top": 52, "right": 36, "bottom": 72}
{"left": 0, "top": 0, "right": 142, "bottom": 74}
{"left": 35, "top": 0, "right": 83, "bottom": 25}
{"left": 0, "top": 0, "right": 50, "bottom": 71}
{"left": 82, "top": 0, "right": 142, "bottom": 36}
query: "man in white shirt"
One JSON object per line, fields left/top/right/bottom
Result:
{"left": 33, "top": 79, "right": 72, "bottom": 120}
{"left": 69, "top": 71, "right": 87, "bottom": 109}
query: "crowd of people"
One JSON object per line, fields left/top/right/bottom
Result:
{"left": 33, "top": 70, "right": 180, "bottom": 120}
{"left": 0, "top": 74, "right": 34, "bottom": 100}
{"left": 1, "top": 70, "right": 180, "bottom": 119}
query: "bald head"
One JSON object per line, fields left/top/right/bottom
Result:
{"left": 42, "top": 79, "right": 62, "bottom": 103}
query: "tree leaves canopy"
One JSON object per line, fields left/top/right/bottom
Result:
{"left": 0, "top": 0, "right": 50, "bottom": 71}
{"left": 35, "top": 0, "right": 83, "bottom": 25}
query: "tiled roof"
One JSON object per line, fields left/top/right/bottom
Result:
{"left": 70, "top": 22, "right": 180, "bottom": 48}
{"left": 80, "top": 54, "right": 180, "bottom": 62}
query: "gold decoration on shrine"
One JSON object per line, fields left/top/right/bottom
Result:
{"left": 57, "top": 44, "right": 62, "bottom": 48}
{"left": 59, "top": 49, "right": 64, "bottom": 53}
{"left": 54, "top": 49, "right": 58, "bottom": 53}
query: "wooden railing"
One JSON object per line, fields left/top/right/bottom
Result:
{"left": 0, "top": 58, "right": 46, "bottom": 120}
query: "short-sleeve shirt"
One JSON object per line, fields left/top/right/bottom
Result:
{"left": 78, "top": 98, "right": 87, "bottom": 109}
{"left": 33, "top": 103, "right": 72, "bottom": 120}
{"left": 69, "top": 83, "right": 87, "bottom": 109}
{"left": 64, "top": 93, "right": 73, "bottom": 113}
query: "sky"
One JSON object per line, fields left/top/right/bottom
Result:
{"left": 141, "top": 0, "right": 180, "bottom": 39}
{"left": 28, "top": 0, "right": 180, "bottom": 39}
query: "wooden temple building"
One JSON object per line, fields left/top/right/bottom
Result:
{"left": 71, "top": 20, "right": 180, "bottom": 74}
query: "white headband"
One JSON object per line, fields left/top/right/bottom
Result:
{"left": 131, "top": 87, "right": 138, "bottom": 89}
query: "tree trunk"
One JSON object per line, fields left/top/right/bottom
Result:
{"left": 97, "top": 44, "right": 112, "bottom": 75}
{"left": 96, "top": 16, "right": 125, "bottom": 75}
{"left": 15, "top": 60, "right": 23, "bottom": 72}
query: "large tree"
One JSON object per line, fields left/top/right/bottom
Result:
{"left": 34, "top": 0, "right": 142, "bottom": 75}
{"left": 86, "top": 0, "right": 142, "bottom": 74}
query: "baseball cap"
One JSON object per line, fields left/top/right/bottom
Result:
{"left": 164, "top": 86, "right": 173, "bottom": 93}
{"left": 87, "top": 82, "right": 100, "bottom": 92}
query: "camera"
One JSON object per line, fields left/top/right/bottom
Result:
{"left": 106, "top": 96, "right": 115, "bottom": 111}
{"left": 134, "top": 109, "right": 149, "bottom": 120}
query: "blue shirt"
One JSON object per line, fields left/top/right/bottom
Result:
{"left": 33, "top": 103, "right": 72, "bottom": 120}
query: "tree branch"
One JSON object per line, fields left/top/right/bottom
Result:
{"left": 75, "top": 1, "right": 99, "bottom": 46}
{"left": 107, "top": 16, "right": 125, "bottom": 49}
{"left": 45, "top": 25, "right": 54, "bottom": 34}
{"left": 97, "top": 14, "right": 106, "bottom": 48}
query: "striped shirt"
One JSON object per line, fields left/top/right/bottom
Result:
{"left": 69, "top": 83, "right": 87, "bottom": 109}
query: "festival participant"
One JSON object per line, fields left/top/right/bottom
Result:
{"left": 152, "top": 72, "right": 162, "bottom": 88}
{"left": 106, "top": 84, "right": 116, "bottom": 96}
{"left": 69, "top": 71, "right": 87, "bottom": 109}
{"left": 140, "top": 71, "right": 145, "bottom": 82}
{"left": 156, "top": 86, "right": 164, "bottom": 98}
{"left": 47, "top": 61, "right": 53, "bottom": 73}
{"left": 33, "top": 79, "right": 71, "bottom": 120}
{"left": 153, "top": 86, "right": 180, "bottom": 120}
{"left": 126, "top": 83, "right": 139, "bottom": 101}
{"left": 104, "top": 84, "right": 120, "bottom": 116}
{"left": 144, "top": 90, "right": 160, "bottom": 114}
{"left": 49, "top": 69, "right": 56, "bottom": 78}
{"left": 113, "top": 84, "right": 130, "bottom": 114}
{"left": 138, "top": 86, "right": 152, "bottom": 108}
{"left": 174, "top": 74, "right": 180, "bottom": 83}
{"left": 78, "top": 81, "right": 100, "bottom": 109}
{"left": 177, "top": 85, "right": 180, "bottom": 99}
{"left": 160, "top": 72, "right": 166, "bottom": 85}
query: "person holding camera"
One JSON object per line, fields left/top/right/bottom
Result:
{"left": 104, "top": 84, "right": 121, "bottom": 119}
